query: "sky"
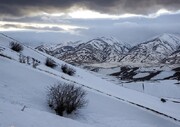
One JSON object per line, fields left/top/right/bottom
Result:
{"left": 0, "top": 0, "right": 180, "bottom": 46}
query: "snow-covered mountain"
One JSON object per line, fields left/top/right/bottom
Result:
{"left": 37, "top": 34, "right": 180, "bottom": 65}
{"left": 120, "top": 34, "right": 180, "bottom": 64}
{"left": 37, "top": 37, "right": 130, "bottom": 64}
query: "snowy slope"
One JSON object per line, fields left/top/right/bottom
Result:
{"left": 0, "top": 33, "right": 180, "bottom": 127}
{"left": 1, "top": 57, "right": 180, "bottom": 127}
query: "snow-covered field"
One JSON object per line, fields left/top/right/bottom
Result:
{"left": 92, "top": 66, "right": 180, "bottom": 99}
{"left": 1, "top": 33, "right": 180, "bottom": 127}
{"left": 122, "top": 80, "right": 180, "bottom": 98}
{"left": 90, "top": 64, "right": 180, "bottom": 100}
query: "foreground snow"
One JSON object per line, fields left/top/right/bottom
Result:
{"left": 0, "top": 58, "right": 180, "bottom": 127}
{"left": 0, "top": 101, "right": 91, "bottom": 127}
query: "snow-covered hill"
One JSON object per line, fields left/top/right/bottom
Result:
{"left": 120, "top": 34, "right": 180, "bottom": 64}
{"left": 37, "top": 36, "right": 129, "bottom": 64}
{"left": 1, "top": 33, "right": 180, "bottom": 127}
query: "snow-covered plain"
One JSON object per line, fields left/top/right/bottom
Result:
{"left": 0, "top": 33, "right": 180, "bottom": 127}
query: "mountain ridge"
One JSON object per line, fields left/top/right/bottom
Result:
{"left": 36, "top": 33, "right": 180, "bottom": 65}
{"left": 37, "top": 36, "right": 130, "bottom": 64}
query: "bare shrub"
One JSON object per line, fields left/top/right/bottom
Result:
{"left": 10, "top": 42, "right": 23, "bottom": 52}
{"left": 45, "top": 58, "right": 57, "bottom": 68}
{"left": 47, "top": 83, "right": 87, "bottom": 116}
{"left": 61, "top": 64, "right": 76, "bottom": 76}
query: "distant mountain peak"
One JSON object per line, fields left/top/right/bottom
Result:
{"left": 159, "top": 33, "right": 173, "bottom": 38}
{"left": 96, "top": 36, "right": 125, "bottom": 46}
{"left": 149, "top": 33, "right": 180, "bottom": 43}
{"left": 120, "top": 33, "right": 180, "bottom": 64}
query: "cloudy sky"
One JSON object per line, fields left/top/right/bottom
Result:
{"left": 0, "top": 0, "right": 180, "bottom": 46}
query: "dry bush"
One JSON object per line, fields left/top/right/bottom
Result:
{"left": 47, "top": 83, "right": 87, "bottom": 116}
{"left": 10, "top": 42, "right": 23, "bottom": 52}
{"left": 61, "top": 64, "right": 76, "bottom": 76}
{"left": 45, "top": 58, "right": 57, "bottom": 68}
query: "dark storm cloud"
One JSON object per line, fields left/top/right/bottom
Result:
{"left": 0, "top": 0, "right": 180, "bottom": 17}
{"left": 2, "top": 12, "right": 180, "bottom": 47}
